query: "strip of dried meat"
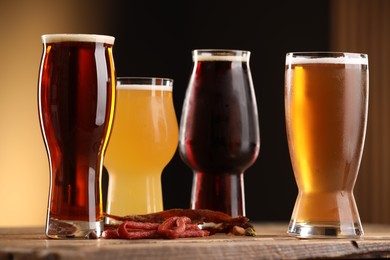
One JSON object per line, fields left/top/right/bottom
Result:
{"left": 105, "top": 208, "right": 248, "bottom": 225}
{"left": 103, "top": 216, "right": 210, "bottom": 240}
{"left": 104, "top": 208, "right": 255, "bottom": 236}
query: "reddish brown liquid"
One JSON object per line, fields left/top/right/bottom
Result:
{"left": 38, "top": 41, "right": 115, "bottom": 222}
{"left": 179, "top": 59, "right": 260, "bottom": 216}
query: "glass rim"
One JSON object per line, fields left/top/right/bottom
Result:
{"left": 41, "top": 34, "right": 115, "bottom": 44}
{"left": 192, "top": 49, "right": 250, "bottom": 62}
{"left": 286, "top": 51, "right": 368, "bottom": 65}
{"left": 286, "top": 51, "right": 368, "bottom": 56}
{"left": 116, "top": 77, "right": 173, "bottom": 87}
{"left": 193, "top": 49, "right": 250, "bottom": 54}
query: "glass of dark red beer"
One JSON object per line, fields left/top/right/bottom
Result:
{"left": 38, "top": 34, "right": 116, "bottom": 239}
{"left": 179, "top": 49, "right": 260, "bottom": 217}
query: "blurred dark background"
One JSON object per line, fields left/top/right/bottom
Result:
{"left": 101, "top": 0, "right": 330, "bottom": 221}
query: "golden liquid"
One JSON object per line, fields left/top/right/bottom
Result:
{"left": 104, "top": 85, "right": 178, "bottom": 216}
{"left": 285, "top": 62, "right": 368, "bottom": 223}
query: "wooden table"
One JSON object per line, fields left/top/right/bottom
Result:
{"left": 1, "top": 223, "right": 390, "bottom": 259}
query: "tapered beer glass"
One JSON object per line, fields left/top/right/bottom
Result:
{"left": 179, "top": 49, "right": 260, "bottom": 217}
{"left": 104, "top": 77, "right": 178, "bottom": 219}
{"left": 38, "top": 34, "right": 116, "bottom": 239}
{"left": 285, "top": 52, "right": 368, "bottom": 238}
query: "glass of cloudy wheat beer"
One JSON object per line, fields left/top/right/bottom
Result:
{"left": 285, "top": 52, "right": 368, "bottom": 238}
{"left": 104, "top": 77, "right": 178, "bottom": 220}
{"left": 38, "top": 34, "right": 116, "bottom": 238}
{"left": 179, "top": 49, "right": 260, "bottom": 217}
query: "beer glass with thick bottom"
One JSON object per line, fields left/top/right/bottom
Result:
{"left": 179, "top": 49, "right": 260, "bottom": 217}
{"left": 104, "top": 77, "right": 178, "bottom": 220}
{"left": 284, "top": 52, "right": 368, "bottom": 238}
{"left": 38, "top": 34, "right": 116, "bottom": 238}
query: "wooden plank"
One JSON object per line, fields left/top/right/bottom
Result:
{"left": 1, "top": 223, "right": 390, "bottom": 259}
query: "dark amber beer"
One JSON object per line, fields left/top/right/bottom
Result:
{"left": 285, "top": 52, "right": 368, "bottom": 238}
{"left": 179, "top": 50, "right": 260, "bottom": 217}
{"left": 38, "top": 34, "right": 115, "bottom": 238}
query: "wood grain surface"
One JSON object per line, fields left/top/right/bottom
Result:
{"left": 1, "top": 223, "right": 390, "bottom": 259}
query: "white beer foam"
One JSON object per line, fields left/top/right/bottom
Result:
{"left": 194, "top": 55, "right": 249, "bottom": 62}
{"left": 287, "top": 55, "right": 368, "bottom": 65}
{"left": 42, "top": 34, "right": 115, "bottom": 44}
{"left": 193, "top": 50, "right": 250, "bottom": 62}
{"left": 117, "top": 84, "right": 173, "bottom": 92}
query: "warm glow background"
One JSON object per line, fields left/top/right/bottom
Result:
{"left": 330, "top": 0, "right": 390, "bottom": 225}
{"left": 0, "top": 1, "right": 107, "bottom": 227}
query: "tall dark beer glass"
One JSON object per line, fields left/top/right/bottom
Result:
{"left": 38, "top": 34, "right": 116, "bottom": 239}
{"left": 179, "top": 49, "right": 260, "bottom": 217}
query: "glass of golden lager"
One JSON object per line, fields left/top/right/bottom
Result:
{"left": 284, "top": 52, "right": 368, "bottom": 238}
{"left": 104, "top": 77, "right": 178, "bottom": 220}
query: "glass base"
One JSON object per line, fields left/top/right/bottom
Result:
{"left": 191, "top": 172, "right": 245, "bottom": 217}
{"left": 46, "top": 217, "right": 104, "bottom": 239}
{"left": 287, "top": 220, "right": 364, "bottom": 239}
{"left": 104, "top": 216, "right": 123, "bottom": 225}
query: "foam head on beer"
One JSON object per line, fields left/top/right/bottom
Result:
{"left": 117, "top": 83, "right": 173, "bottom": 92}
{"left": 193, "top": 49, "right": 250, "bottom": 62}
{"left": 286, "top": 52, "right": 368, "bottom": 66}
{"left": 41, "top": 34, "right": 115, "bottom": 44}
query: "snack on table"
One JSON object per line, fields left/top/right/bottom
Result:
{"left": 103, "top": 208, "right": 256, "bottom": 240}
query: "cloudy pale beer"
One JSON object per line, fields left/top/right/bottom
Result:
{"left": 38, "top": 34, "right": 116, "bottom": 238}
{"left": 104, "top": 78, "right": 178, "bottom": 218}
{"left": 285, "top": 52, "right": 368, "bottom": 238}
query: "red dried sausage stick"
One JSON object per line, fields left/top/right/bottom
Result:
{"left": 102, "top": 209, "right": 255, "bottom": 239}
{"left": 104, "top": 216, "right": 209, "bottom": 240}
{"left": 185, "top": 224, "right": 201, "bottom": 230}
{"left": 157, "top": 216, "right": 191, "bottom": 239}
{"left": 118, "top": 222, "right": 158, "bottom": 239}
{"left": 121, "top": 221, "right": 160, "bottom": 230}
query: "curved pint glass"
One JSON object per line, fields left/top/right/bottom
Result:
{"left": 284, "top": 52, "right": 369, "bottom": 238}
{"left": 104, "top": 77, "right": 178, "bottom": 219}
{"left": 179, "top": 49, "right": 260, "bottom": 217}
{"left": 38, "top": 34, "right": 116, "bottom": 238}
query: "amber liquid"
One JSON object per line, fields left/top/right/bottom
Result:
{"left": 285, "top": 62, "right": 368, "bottom": 226}
{"left": 179, "top": 58, "right": 260, "bottom": 216}
{"left": 104, "top": 85, "right": 178, "bottom": 216}
{"left": 38, "top": 41, "right": 115, "bottom": 223}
